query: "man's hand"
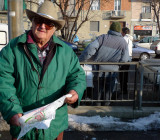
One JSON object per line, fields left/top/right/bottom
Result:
{"left": 65, "top": 90, "right": 78, "bottom": 104}
{"left": 9, "top": 113, "right": 22, "bottom": 126}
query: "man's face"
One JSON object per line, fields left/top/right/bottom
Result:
{"left": 32, "top": 17, "right": 56, "bottom": 42}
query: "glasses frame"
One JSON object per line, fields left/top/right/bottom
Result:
{"left": 33, "top": 17, "right": 55, "bottom": 30}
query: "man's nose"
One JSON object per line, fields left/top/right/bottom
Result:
{"left": 39, "top": 23, "right": 46, "bottom": 28}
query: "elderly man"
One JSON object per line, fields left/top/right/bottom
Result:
{"left": 0, "top": 1, "right": 86, "bottom": 140}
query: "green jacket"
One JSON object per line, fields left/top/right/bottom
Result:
{"left": 0, "top": 32, "right": 86, "bottom": 139}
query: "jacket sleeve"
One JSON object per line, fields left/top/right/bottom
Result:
{"left": 120, "top": 40, "right": 131, "bottom": 62}
{"left": 79, "top": 39, "right": 100, "bottom": 62}
{"left": 66, "top": 51, "right": 86, "bottom": 107}
{"left": 0, "top": 43, "right": 23, "bottom": 123}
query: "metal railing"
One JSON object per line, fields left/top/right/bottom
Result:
{"left": 139, "top": 60, "right": 160, "bottom": 109}
{"left": 102, "top": 10, "right": 126, "bottom": 20}
{"left": 141, "top": 13, "right": 151, "bottom": 19}
{"left": 80, "top": 61, "right": 160, "bottom": 109}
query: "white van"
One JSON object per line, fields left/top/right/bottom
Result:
{"left": 0, "top": 23, "right": 9, "bottom": 51}
{"left": 134, "top": 36, "right": 159, "bottom": 49}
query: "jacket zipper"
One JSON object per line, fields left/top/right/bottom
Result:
{"left": 24, "top": 44, "right": 41, "bottom": 101}
{"left": 24, "top": 45, "right": 41, "bottom": 81}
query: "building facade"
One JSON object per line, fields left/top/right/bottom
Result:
{"left": 131, "top": 0, "right": 158, "bottom": 40}
{"left": 0, "top": 0, "right": 159, "bottom": 41}
{"left": 73, "top": 0, "right": 132, "bottom": 40}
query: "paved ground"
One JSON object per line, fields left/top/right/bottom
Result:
{"left": 64, "top": 130, "right": 160, "bottom": 140}
{"left": 1, "top": 130, "right": 160, "bottom": 140}
{"left": 1, "top": 106, "right": 160, "bottom": 140}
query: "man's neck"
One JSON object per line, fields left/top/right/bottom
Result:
{"left": 28, "top": 31, "right": 50, "bottom": 49}
{"left": 36, "top": 40, "right": 47, "bottom": 48}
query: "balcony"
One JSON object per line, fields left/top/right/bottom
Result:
{"left": 102, "top": 10, "right": 126, "bottom": 20}
{"left": 141, "top": 13, "right": 151, "bottom": 19}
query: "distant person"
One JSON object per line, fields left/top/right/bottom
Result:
{"left": 122, "top": 27, "right": 133, "bottom": 59}
{"left": 79, "top": 22, "right": 130, "bottom": 106}
{"left": 120, "top": 27, "right": 133, "bottom": 94}
{"left": 0, "top": 1, "right": 86, "bottom": 140}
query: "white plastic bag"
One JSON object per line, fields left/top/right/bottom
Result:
{"left": 81, "top": 64, "right": 93, "bottom": 87}
{"left": 17, "top": 94, "right": 72, "bottom": 140}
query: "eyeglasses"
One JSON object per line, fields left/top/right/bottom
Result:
{"left": 33, "top": 17, "right": 55, "bottom": 30}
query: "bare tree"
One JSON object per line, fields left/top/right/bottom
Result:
{"left": 151, "top": 0, "right": 160, "bottom": 35}
{"left": 54, "top": 0, "right": 109, "bottom": 42}
{"left": 54, "top": 0, "right": 93, "bottom": 42}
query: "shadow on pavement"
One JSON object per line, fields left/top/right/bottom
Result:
{"left": 64, "top": 130, "right": 160, "bottom": 140}
{"left": 1, "top": 130, "right": 160, "bottom": 140}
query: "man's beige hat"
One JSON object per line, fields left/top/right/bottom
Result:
{"left": 26, "top": 1, "right": 65, "bottom": 30}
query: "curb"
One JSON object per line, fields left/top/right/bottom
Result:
{"left": 68, "top": 106, "right": 160, "bottom": 119}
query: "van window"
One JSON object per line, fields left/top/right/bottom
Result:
{"left": 152, "top": 37, "right": 159, "bottom": 42}
{"left": 139, "top": 37, "right": 150, "bottom": 43}
{"left": 0, "top": 31, "right": 7, "bottom": 45}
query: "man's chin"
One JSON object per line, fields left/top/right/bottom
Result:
{"left": 36, "top": 35, "right": 46, "bottom": 41}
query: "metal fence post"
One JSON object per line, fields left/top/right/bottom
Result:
{"left": 133, "top": 63, "right": 138, "bottom": 110}
{"left": 138, "top": 65, "right": 144, "bottom": 110}
{"left": 157, "top": 71, "right": 160, "bottom": 100}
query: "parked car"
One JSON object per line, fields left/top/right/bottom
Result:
{"left": 150, "top": 39, "right": 160, "bottom": 55}
{"left": 62, "top": 40, "right": 78, "bottom": 53}
{"left": 132, "top": 44, "right": 156, "bottom": 60}
{"left": 81, "top": 38, "right": 96, "bottom": 48}
{"left": 133, "top": 36, "right": 159, "bottom": 49}
{"left": 58, "top": 36, "right": 79, "bottom": 53}
{"left": 0, "top": 23, "right": 9, "bottom": 51}
{"left": 81, "top": 38, "right": 155, "bottom": 61}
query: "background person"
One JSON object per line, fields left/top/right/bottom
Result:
{"left": 119, "top": 27, "right": 133, "bottom": 94}
{"left": 79, "top": 22, "right": 130, "bottom": 106}
{"left": 0, "top": 1, "right": 86, "bottom": 140}
{"left": 122, "top": 27, "right": 133, "bottom": 59}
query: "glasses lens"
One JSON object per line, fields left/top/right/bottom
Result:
{"left": 34, "top": 18, "right": 55, "bottom": 30}
{"left": 45, "top": 23, "right": 55, "bottom": 30}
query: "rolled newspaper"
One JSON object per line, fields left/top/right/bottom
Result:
{"left": 17, "top": 94, "right": 72, "bottom": 140}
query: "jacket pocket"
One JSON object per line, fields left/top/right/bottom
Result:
{"left": 8, "top": 96, "right": 21, "bottom": 105}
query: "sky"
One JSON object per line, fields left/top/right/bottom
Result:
{"left": 68, "top": 112, "right": 160, "bottom": 131}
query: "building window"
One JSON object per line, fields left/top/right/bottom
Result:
{"left": 90, "top": 21, "right": 99, "bottom": 32}
{"left": 142, "top": 6, "right": 151, "bottom": 13}
{"left": 114, "top": 0, "right": 121, "bottom": 11}
{"left": 90, "top": 0, "right": 100, "bottom": 10}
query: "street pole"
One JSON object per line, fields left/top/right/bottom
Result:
{"left": 8, "top": 0, "right": 23, "bottom": 40}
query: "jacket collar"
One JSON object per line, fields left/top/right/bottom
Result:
{"left": 108, "top": 30, "right": 122, "bottom": 37}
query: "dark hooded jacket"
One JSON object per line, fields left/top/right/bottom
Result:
{"left": 79, "top": 30, "right": 130, "bottom": 77}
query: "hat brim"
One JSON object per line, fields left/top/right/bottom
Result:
{"left": 26, "top": 9, "right": 65, "bottom": 30}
